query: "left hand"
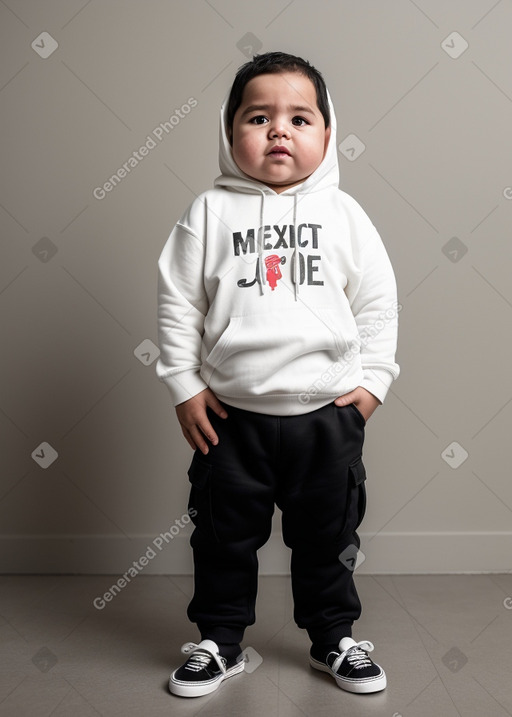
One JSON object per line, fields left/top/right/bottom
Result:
{"left": 334, "top": 386, "right": 381, "bottom": 423}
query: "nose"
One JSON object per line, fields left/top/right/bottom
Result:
{"left": 268, "top": 117, "right": 290, "bottom": 139}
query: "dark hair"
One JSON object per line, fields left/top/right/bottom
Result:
{"left": 226, "top": 51, "right": 330, "bottom": 138}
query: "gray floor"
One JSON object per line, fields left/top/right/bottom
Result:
{"left": 1, "top": 574, "right": 511, "bottom": 717}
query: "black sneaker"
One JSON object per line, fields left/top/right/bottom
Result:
{"left": 310, "top": 637, "right": 387, "bottom": 693}
{"left": 169, "top": 639, "right": 244, "bottom": 697}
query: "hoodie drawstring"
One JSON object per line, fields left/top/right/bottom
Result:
{"left": 257, "top": 190, "right": 300, "bottom": 301}
{"left": 292, "top": 194, "right": 299, "bottom": 301}
{"left": 257, "top": 189, "right": 266, "bottom": 295}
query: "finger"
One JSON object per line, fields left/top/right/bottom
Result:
{"left": 181, "top": 427, "right": 198, "bottom": 452}
{"left": 197, "top": 417, "right": 219, "bottom": 447}
{"left": 188, "top": 426, "right": 210, "bottom": 455}
{"left": 190, "top": 420, "right": 220, "bottom": 454}
{"left": 334, "top": 389, "right": 358, "bottom": 406}
{"left": 205, "top": 394, "right": 228, "bottom": 418}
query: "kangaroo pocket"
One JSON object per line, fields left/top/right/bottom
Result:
{"left": 201, "top": 307, "right": 359, "bottom": 396}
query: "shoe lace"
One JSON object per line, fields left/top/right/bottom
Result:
{"left": 184, "top": 650, "right": 214, "bottom": 673}
{"left": 345, "top": 646, "right": 373, "bottom": 669}
{"left": 180, "top": 642, "right": 227, "bottom": 675}
{"left": 331, "top": 640, "right": 375, "bottom": 674}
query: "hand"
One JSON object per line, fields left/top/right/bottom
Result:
{"left": 334, "top": 386, "right": 380, "bottom": 423}
{"left": 175, "top": 388, "right": 228, "bottom": 455}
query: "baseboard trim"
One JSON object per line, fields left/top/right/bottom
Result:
{"left": 1, "top": 532, "right": 511, "bottom": 575}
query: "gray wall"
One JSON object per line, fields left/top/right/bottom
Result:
{"left": 1, "top": 0, "right": 511, "bottom": 574}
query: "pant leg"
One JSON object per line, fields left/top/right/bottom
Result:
{"left": 277, "top": 401, "right": 367, "bottom": 646}
{"left": 186, "top": 403, "right": 277, "bottom": 645}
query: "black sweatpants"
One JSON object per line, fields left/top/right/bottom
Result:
{"left": 186, "top": 399, "right": 367, "bottom": 647}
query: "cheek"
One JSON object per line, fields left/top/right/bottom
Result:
{"left": 233, "top": 135, "right": 258, "bottom": 166}
{"left": 313, "top": 133, "right": 328, "bottom": 164}
{"left": 301, "top": 138, "right": 325, "bottom": 168}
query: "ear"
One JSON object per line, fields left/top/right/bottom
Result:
{"left": 323, "top": 126, "right": 331, "bottom": 157}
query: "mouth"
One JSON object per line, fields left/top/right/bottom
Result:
{"left": 268, "top": 145, "right": 291, "bottom": 157}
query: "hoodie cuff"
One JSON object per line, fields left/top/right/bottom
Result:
{"left": 159, "top": 369, "right": 209, "bottom": 406}
{"left": 361, "top": 368, "right": 395, "bottom": 404}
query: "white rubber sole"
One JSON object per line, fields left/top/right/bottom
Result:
{"left": 310, "top": 656, "right": 387, "bottom": 694}
{"left": 169, "top": 659, "right": 245, "bottom": 698}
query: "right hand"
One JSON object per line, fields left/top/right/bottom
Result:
{"left": 175, "top": 388, "right": 228, "bottom": 455}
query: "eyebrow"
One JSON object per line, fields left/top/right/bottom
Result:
{"left": 240, "top": 104, "right": 316, "bottom": 117}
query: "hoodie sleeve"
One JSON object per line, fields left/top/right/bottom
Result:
{"left": 344, "top": 200, "right": 400, "bottom": 404}
{"left": 156, "top": 214, "right": 210, "bottom": 405}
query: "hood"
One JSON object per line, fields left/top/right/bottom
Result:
{"left": 214, "top": 87, "right": 339, "bottom": 195}
{"left": 213, "top": 85, "right": 339, "bottom": 301}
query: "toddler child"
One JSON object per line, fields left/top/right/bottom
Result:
{"left": 156, "top": 51, "right": 400, "bottom": 698}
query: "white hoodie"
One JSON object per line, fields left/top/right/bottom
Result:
{"left": 156, "top": 89, "right": 400, "bottom": 415}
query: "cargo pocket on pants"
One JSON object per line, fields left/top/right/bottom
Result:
{"left": 345, "top": 456, "right": 367, "bottom": 536}
{"left": 187, "top": 455, "right": 217, "bottom": 541}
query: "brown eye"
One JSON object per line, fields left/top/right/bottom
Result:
{"left": 292, "top": 117, "right": 308, "bottom": 126}
{"left": 249, "top": 115, "right": 268, "bottom": 125}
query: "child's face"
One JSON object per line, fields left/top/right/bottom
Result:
{"left": 231, "top": 72, "right": 331, "bottom": 193}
